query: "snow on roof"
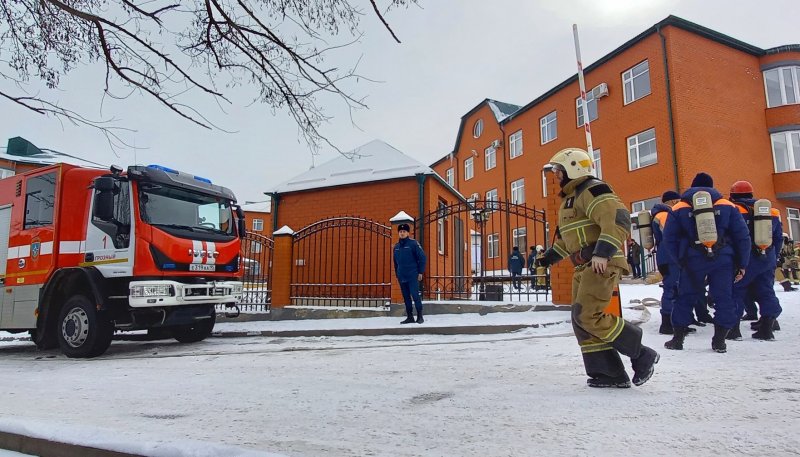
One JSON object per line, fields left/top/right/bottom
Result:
{"left": 272, "top": 140, "right": 436, "bottom": 194}
{"left": 0, "top": 151, "right": 104, "bottom": 169}
{"left": 486, "top": 99, "right": 521, "bottom": 122}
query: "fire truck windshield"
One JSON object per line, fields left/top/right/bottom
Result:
{"left": 138, "top": 183, "right": 234, "bottom": 239}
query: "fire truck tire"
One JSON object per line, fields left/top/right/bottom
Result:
{"left": 173, "top": 310, "right": 216, "bottom": 344}
{"left": 57, "top": 295, "right": 114, "bottom": 358}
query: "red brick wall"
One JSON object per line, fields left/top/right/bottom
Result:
{"left": 243, "top": 210, "right": 272, "bottom": 236}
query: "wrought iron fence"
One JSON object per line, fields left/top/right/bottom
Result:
{"left": 416, "top": 199, "right": 550, "bottom": 302}
{"left": 291, "top": 216, "right": 392, "bottom": 307}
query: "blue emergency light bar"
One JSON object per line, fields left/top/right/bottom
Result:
{"left": 147, "top": 164, "right": 213, "bottom": 184}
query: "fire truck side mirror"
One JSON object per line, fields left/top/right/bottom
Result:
{"left": 235, "top": 206, "right": 246, "bottom": 238}
{"left": 92, "top": 177, "right": 116, "bottom": 221}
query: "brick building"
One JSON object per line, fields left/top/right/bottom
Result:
{"left": 431, "top": 15, "right": 800, "bottom": 253}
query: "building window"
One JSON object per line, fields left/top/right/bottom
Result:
{"left": 437, "top": 201, "right": 446, "bottom": 255}
{"left": 473, "top": 119, "right": 484, "bottom": 138}
{"left": 464, "top": 157, "right": 474, "bottom": 180}
{"left": 541, "top": 170, "right": 548, "bottom": 197}
{"left": 24, "top": 172, "right": 56, "bottom": 229}
{"left": 622, "top": 60, "right": 651, "bottom": 105}
{"left": 628, "top": 128, "right": 657, "bottom": 170}
{"left": 540, "top": 111, "right": 557, "bottom": 144}
{"left": 592, "top": 149, "right": 602, "bottom": 179}
{"left": 511, "top": 178, "right": 525, "bottom": 204}
{"left": 770, "top": 130, "right": 800, "bottom": 173}
{"left": 250, "top": 240, "right": 262, "bottom": 254}
{"left": 487, "top": 233, "right": 500, "bottom": 259}
{"left": 445, "top": 167, "right": 454, "bottom": 187}
{"left": 576, "top": 93, "right": 598, "bottom": 126}
{"left": 764, "top": 66, "right": 800, "bottom": 108}
{"left": 0, "top": 168, "right": 14, "bottom": 180}
{"left": 788, "top": 208, "right": 800, "bottom": 241}
{"left": 486, "top": 188, "right": 499, "bottom": 211}
{"left": 485, "top": 146, "right": 496, "bottom": 170}
{"left": 252, "top": 218, "right": 264, "bottom": 231}
{"left": 468, "top": 192, "right": 479, "bottom": 203}
{"left": 631, "top": 197, "right": 660, "bottom": 214}
{"left": 512, "top": 227, "right": 527, "bottom": 251}
{"left": 509, "top": 130, "right": 523, "bottom": 159}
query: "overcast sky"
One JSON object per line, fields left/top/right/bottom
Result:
{"left": 2, "top": 0, "right": 798, "bottom": 209}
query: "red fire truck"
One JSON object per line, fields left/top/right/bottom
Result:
{"left": 0, "top": 162, "right": 245, "bottom": 357}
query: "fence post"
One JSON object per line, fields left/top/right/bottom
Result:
{"left": 271, "top": 225, "right": 294, "bottom": 308}
{"left": 389, "top": 211, "right": 415, "bottom": 305}
{"left": 544, "top": 171, "right": 573, "bottom": 306}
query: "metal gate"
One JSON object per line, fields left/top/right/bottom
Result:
{"left": 240, "top": 232, "right": 273, "bottom": 311}
{"left": 291, "top": 216, "right": 392, "bottom": 307}
{"left": 417, "top": 199, "right": 548, "bottom": 302}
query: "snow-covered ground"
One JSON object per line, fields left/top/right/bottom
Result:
{"left": 1, "top": 283, "right": 799, "bottom": 457}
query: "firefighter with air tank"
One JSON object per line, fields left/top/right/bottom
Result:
{"left": 661, "top": 173, "right": 751, "bottom": 353}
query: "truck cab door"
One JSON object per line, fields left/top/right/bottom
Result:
{"left": 84, "top": 179, "right": 135, "bottom": 277}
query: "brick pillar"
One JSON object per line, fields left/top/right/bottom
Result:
{"left": 545, "top": 172, "right": 573, "bottom": 306}
{"left": 271, "top": 226, "right": 294, "bottom": 308}
{"left": 389, "top": 211, "right": 414, "bottom": 305}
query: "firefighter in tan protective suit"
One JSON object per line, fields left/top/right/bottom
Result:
{"left": 537, "top": 148, "right": 659, "bottom": 388}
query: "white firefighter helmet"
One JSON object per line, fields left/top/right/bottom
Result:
{"left": 536, "top": 244, "right": 544, "bottom": 252}
{"left": 548, "top": 148, "right": 594, "bottom": 179}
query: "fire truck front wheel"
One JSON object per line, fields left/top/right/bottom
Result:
{"left": 173, "top": 309, "right": 216, "bottom": 344}
{"left": 57, "top": 295, "right": 114, "bottom": 358}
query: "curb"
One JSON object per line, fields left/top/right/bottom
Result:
{"left": 0, "top": 430, "right": 142, "bottom": 457}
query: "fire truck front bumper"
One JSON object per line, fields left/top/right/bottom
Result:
{"left": 129, "top": 280, "right": 243, "bottom": 308}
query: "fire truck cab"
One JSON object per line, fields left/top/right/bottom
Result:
{"left": 0, "top": 163, "right": 244, "bottom": 357}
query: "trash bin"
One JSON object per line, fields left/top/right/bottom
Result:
{"left": 479, "top": 284, "right": 503, "bottom": 301}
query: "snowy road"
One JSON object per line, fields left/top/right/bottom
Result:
{"left": 1, "top": 284, "right": 799, "bottom": 457}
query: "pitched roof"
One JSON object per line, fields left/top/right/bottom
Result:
{"left": 2, "top": 136, "right": 105, "bottom": 168}
{"left": 271, "top": 140, "right": 438, "bottom": 194}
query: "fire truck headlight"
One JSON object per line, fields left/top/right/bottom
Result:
{"left": 130, "top": 284, "right": 175, "bottom": 298}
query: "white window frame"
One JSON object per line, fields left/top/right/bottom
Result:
{"left": 622, "top": 60, "right": 651, "bottom": 105}
{"left": 512, "top": 227, "right": 527, "bottom": 251}
{"left": 0, "top": 168, "right": 14, "bottom": 180}
{"left": 631, "top": 197, "right": 660, "bottom": 214}
{"left": 542, "top": 170, "right": 548, "bottom": 197}
{"left": 486, "top": 188, "right": 499, "bottom": 211}
{"left": 251, "top": 240, "right": 262, "bottom": 254}
{"left": 540, "top": 111, "right": 557, "bottom": 144}
{"left": 252, "top": 218, "right": 264, "bottom": 231}
{"left": 788, "top": 208, "right": 800, "bottom": 241}
{"left": 592, "top": 149, "right": 602, "bottom": 179}
{"left": 576, "top": 93, "right": 598, "bottom": 126}
{"left": 473, "top": 119, "right": 484, "bottom": 138}
{"left": 464, "top": 157, "right": 474, "bottom": 180}
{"left": 509, "top": 130, "right": 523, "bottom": 159}
{"left": 770, "top": 130, "right": 800, "bottom": 173}
{"left": 764, "top": 66, "right": 800, "bottom": 108}
{"left": 511, "top": 178, "right": 525, "bottom": 205}
{"left": 437, "top": 201, "right": 446, "bottom": 255}
{"left": 487, "top": 233, "right": 500, "bottom": 259}
{"left": 468, "top": 192, "right": 479, "bottom": 203}
{"left": 445, "top": 167, "right": 454, "bottom": 187}
{"left": 628, "top": 128, "right": 657, "bottom": 170}
{"left": 485, "top": 146, "right": 496, "bottom": 170}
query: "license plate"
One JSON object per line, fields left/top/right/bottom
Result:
{"left": 189, "top": 264, "right": 215, "bottom": 272}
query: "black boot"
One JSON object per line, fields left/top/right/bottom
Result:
{"left": 659, "top": 316, "right": 673, "bottom": 335}
{"left": 774, "top": 320, "right": 781, "bottom": 331}
{"left": 712, "top": 324, "right": 729, "bottom": 353}
{"left": 781, "top": 280, "right": 798, "bottom": 292}
{"left": 726, "top": 322, "right": 742, "bottom": 341}
{"left": 631, "top": 346, "right": 660, "bottom": 386}
{"left": 741, "top": 313, "right": 758, "bottom": 321}
{"left": 587, "top": 374, "right": 631, "bottom": 388}
{"left": 752, "top": 317, "right": 776, "bottom": 340}
{"left": 416, "top": 310, "right": 424, "bottom": 324}
{"left": 751, "top": 318, "right": 781, "bottom": 331}
{"left": 665, "top": 327, "right": 689, "bottom": 350}
{"left": 400, "top": 314, "right": 415, "bottom": 324}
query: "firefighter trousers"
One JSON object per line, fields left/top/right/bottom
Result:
{"left": 571, "top": 264, "right": 644, "bottom": 378}
{"left": 734, "top": 259, "right": 782, "bottom": 319}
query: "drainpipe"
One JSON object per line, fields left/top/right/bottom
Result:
{"left": 416, "top": 173, "right": 427, "bottom": 250}
{"left": 266, "top": 192, "right": 279, "bottom": 231}
{"left": 499, "top": 123, "right": 512, "bottom": 253}
{"left": 658, "top": 25, "right": 681, "bottom": 192}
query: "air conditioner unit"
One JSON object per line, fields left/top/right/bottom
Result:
{"left": 592, "top": 82, "right": 609, "bottom": 99}
{"left": 490, "top": 139, "right": 502, "bottom": 149}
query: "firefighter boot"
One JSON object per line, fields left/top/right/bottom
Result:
{"left": 664, "top": 327, "right": 689, "bottom": 350}
{"left": 587, "top": 374, "right": 631, "bottom": 389}
{"left": 712, "top": 324, "right": 729, "bottom": 353}
{"left": 609, "top": 322, "right": 660, "bottom": 386}
{"left": 416, "top": 309, "right": 424, "bottom": 324}
{"left": 780, "top": 280, "right": 797, "bottom": 292}
{"left": 751, "top": 318, "right": 781, "bottom": 331}
{"left": 659, "top": 315, "right": 673, "bottom": 335}
{"left": 400, "top": 312, "right": 415, "bottom": 324}
{"left": 752, "top": 317, "right": 776, "bottom": 341}
{"left": 583, "top": 349, "right": 630, "bottom": 389}
{"left": 726, "top": 322, "right": 742, "bottom": 341}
